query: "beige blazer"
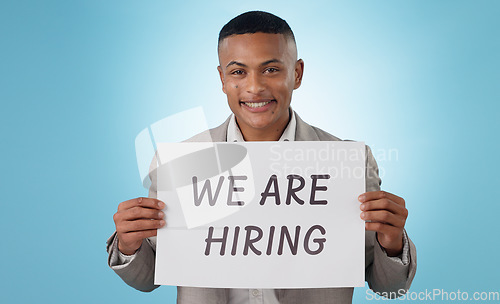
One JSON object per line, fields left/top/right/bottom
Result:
{"left": 107, "top": 111, "right": 417, "bottom": 304}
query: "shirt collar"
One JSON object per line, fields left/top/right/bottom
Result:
{"left": 227, "top": 108, "right": 296, "bottom": 142}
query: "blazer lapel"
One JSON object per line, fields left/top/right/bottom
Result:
{"left": 294, "top": 112, "right": 320, "bottom": 141}
{"left": 210, "top": 116, "right": 231, "bottom": 142}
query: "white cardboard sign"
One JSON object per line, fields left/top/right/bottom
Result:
{"left": 154, "top": 141, "right": 366, "bottom": 288}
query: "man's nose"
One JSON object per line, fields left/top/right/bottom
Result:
{"left": 246, "top": 72, "right": 265, "bottom": 94}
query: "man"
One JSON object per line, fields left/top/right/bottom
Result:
{"left": 108, "top": 11, "right": 416, "bottom": 303}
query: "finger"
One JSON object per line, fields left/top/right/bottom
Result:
{"left": 115, "top": 207, "right": 165, "bottom": 222}
{"left": 360, "top": 199, "right": 408, "bottom": 218}
{"left": 361, "top": 210, "right": 406, "bottom": 228}
{"left": 118, "top": 197, "right": 165, "bottom": 212}
{"left": 358, "top": 191, "right": 405, "bottom": 206}
{"left": 364, "top": 221, "right": 402, "bottom": 236}
{"left": 119, "top": 229, "right": 159, "bottom": 243}
{"left": 116, "top": 219, "right": 166, "bottom": 233}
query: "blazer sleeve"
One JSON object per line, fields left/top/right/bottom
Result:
{"left": 364, "top": 145, "right": 417, "bottom": 297}
{"left": 106, "top": 232, "right": 159, "bottom": 292}
{"left": 106, "top": 155, "right": 160, "bottom": 292}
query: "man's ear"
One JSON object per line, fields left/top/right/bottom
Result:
{"left": 293, "top": 59, "right": 304, "bottom": 90}
{"left": 217, "top": 66, "right": 226, "bottom": 94}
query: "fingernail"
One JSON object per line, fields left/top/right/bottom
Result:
{"left": 158, "top": 201, "right": 165, "bottom": 208}
{"left": 358, "top": 195, "right": 365, "bottom": 202}
{"left": 158, "top": 211, "right": 164, "bottom": 218}
{"left": 360, "top": 204, "right": 365, "bottom": 211}
{"left": 159, "top": 220, "right": 165, "bottom": 226}
{"left": 360, "top": 212, "right": 365, "bottom": 219}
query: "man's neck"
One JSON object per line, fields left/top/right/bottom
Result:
{"left": 237, "top": 110, "right": 291, "bottom": 142}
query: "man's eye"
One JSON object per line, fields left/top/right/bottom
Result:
{"left": 264, "top": 68, "right": 278, "bottom": 73}
{"left": 231, "top": 70, "right": 244, "bottom": 75}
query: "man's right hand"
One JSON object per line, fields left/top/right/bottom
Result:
{"left": 113, "top": 197, "right": 166, "bottom": 255}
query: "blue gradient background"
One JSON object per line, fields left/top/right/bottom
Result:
{"left": 1, "top": 1, "right": 499, "bottom": 303}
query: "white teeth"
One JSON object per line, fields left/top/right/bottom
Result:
{"left": 244, "top": 101, "right": 271, "bottom": 108}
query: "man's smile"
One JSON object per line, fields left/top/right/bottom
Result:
{"left": 240, "top": 99, "right": 276, "bottom": 111}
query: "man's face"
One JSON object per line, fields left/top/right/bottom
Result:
{"left": 217, "top": 33, "right": 304, "bottom": 140}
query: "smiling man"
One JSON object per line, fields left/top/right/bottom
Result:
{"left": 107, "top": 11, "right": 416, "bottom": 304}
{"left": 217, "top": 28, "right": 303, "bottom": 141}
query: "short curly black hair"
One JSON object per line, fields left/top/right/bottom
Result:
{"left": 218, "top": 11, "right": 295, "bottom": 49}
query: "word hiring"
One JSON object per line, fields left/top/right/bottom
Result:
{"left": 192, "top": 174, "right": 331, "bottom": 206}
{"left": 204, "top": 225, "right": 326, "bottom": 256}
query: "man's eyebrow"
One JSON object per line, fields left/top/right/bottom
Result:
{"left": 225, "top": 59, "right": 284, "bottom": 69}
{"left": 260, "top": 59, "right": 283, "bottom": 66}
{"left": 226, "top": 61, "right": 247, "bottom": 68}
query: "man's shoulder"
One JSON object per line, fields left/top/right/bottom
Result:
{"left": 184, "top": 116, "right": 230, "bottom": 143}
{"left": 309, "top": 125, "right": 343, "bottom": 141}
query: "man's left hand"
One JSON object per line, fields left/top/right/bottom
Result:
{"left": 358, "top": 191, "right": 408, "bottom": 257}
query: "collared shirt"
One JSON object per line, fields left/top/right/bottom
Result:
{"left": 226, "top": 111, "right": 296, "bottom": 142}
{"left": 226, "top": 112, "right": 294, "bottom": 304}
{"left": 226, "top": 110, "right": 408, "bottom": 304}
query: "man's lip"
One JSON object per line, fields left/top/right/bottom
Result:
{"left": 239, "top": 99, "right": 276, "bottom": 112}
{"left": 239, "top": 99, "right": 276, "bottom": 103}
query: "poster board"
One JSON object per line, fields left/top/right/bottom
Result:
{"left": 154, "top": 141, "right": 366, "bottom": 288}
